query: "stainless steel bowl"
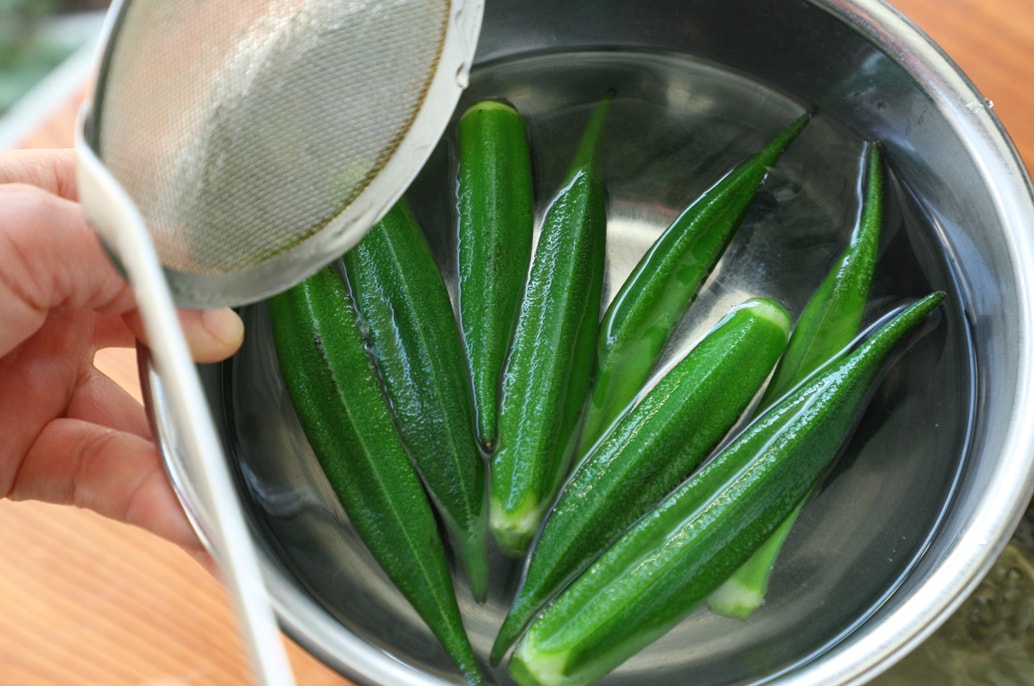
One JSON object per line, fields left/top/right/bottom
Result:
{"left": 144, "top": 0, "right": 1034, "bottom": 684}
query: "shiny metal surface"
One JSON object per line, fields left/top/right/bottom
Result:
{"left": 148, "top": 0, "right": 1034, "bottom": 684}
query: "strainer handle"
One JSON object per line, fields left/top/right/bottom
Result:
{"left": 76, "top": 107, "right": 296, "bottom": 686}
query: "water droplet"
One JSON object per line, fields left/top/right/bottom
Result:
{"left": 456, "top": 63, "right": 470, "bottom": 89}
{"left": 965, "top": 99, "right": 993, "bottom": 114}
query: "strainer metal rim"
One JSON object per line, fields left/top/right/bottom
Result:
{"left": 82, "top": 0, "right": 484, "bottom": 308}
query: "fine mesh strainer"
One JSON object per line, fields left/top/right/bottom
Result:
{"left": 74, "top": 0, "right": 482, "bottom": 683}
{"left": 84, "top": 0, "right": 482, "bottom": 308}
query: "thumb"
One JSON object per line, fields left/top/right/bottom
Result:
{"left": 122, "top": 307, "right": 246, "bottom": 364}
{"left": 0, "top": 182, "right": 245, "bottom": 363}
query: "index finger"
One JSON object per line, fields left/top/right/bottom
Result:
{"left": 0, "top": 148, "right": 78, "bottom": 201}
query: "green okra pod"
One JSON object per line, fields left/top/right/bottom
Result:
{"left": 577, "top": 114, "right": 810, "bottom": 457}
{"left": 491, "top": 297, "right": 791, "bottom": 664}
{"left": 758, "top": 143, "right": 886, "bottom": 409}
{"left": 490, "top": 92, "right": 612, "bottom": 557}
{"left": 509, "top": 292, "right": 945, "bottom": 686}
{"left": 456, "top": 99, "right": 536, "bottom": 452}
{"left": 344, "top": 199, "right": 489, "bottom": 602}
{"left": 268, "top": 266, "right": 484, "bottom": 685}
{"left": 708, "top": 143, "right": 885, "bottom": 619}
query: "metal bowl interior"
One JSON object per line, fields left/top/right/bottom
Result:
{"left": 145, "top": 0, "right": 1034, "bottom": 684}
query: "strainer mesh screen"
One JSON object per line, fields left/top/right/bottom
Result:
{"left": 96, "top": 0, "right": 448, "bottom": 274}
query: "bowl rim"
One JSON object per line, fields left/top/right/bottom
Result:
{"left": 144, "top": 1, "right": 1034, "bottom": 684}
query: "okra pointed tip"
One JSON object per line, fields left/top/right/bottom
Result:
{"left": 489, "top": 631, "right": 510, "bottom": 667}
{"left": 760, "top": 111, "right": 811, "bottom": 165}
{"left": 567, "top": 89, "right": 616, "bottom": 177}
{"left": 461, "top": 664, "right": 488, "bottom": 686}
{"left": 465, "top": 552, "right": 489, "bottom": 606}
{"left": 491, "top": 596, "right": 534, "bottom": 666}
{"left": 863, "top": 145, "right": 884, "bottom": 202}
{"left": 863, "top": 138, "right": 884, "bottom": 154}
{"left": 847, "top": 290, "right": 945, "bottom": 366}
{"left": 452, "top": 511, "right": 490, "bottom": 605}
{"left": 906, "top": 290, "right": 946, "bottom": 317}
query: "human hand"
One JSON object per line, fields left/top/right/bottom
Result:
{"left": 0, "top": 148, "right": 244, "bottom": 566}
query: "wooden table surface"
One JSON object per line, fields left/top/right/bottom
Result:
{"left": 3, "top": 1, "right": 1032, "bottom": 684}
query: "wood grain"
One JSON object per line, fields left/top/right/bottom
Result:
{"left": 3, "top": 1, "right": 1031, "bottom": 684}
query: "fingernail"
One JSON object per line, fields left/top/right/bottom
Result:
{"left": 201, "top": 307, "right": 244, "bottom": 346}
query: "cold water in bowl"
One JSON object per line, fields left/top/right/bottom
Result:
{"left": 218, "top": 50, "right": 972, "bottom": 684}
